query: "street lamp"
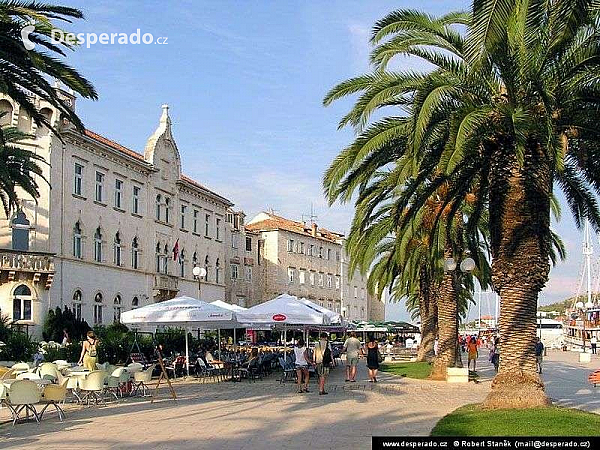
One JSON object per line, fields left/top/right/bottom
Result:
{"left": 192, "top": 266, "right": 207, "bottom": 299}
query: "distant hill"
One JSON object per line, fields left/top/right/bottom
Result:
{"left": 538, "top": 296, "right": 588, "bottom": 313}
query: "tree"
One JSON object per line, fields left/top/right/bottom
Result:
{"left": 324, "top": 2, "right": 600, "bottom": 408}
{"left": 0, "top": 124, "right": 47, "bottom": 216}
{"left": 0, "top": 1, "right": 97, "bottom": 132}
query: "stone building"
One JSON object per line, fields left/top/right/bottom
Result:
{"left": 0, "top": 93, "right": 238, "bottom": 336}
{"left": 246, "top": 212, "right": 384, "bottom": 321}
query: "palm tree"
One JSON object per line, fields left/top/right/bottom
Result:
{"left": 0, "top": 1, "right": 97, "bottom": 131}
{"left": 325, "top": 2, "right": 600, "bottom": 408}
{"left": 0, "top": 124, "right": 46, "bottom": 216}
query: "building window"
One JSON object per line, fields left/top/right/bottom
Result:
{"left": 95, "top": 171, "right": 104, "bottom": 202}
{"left": 231, "top": 264, "right": 239, "bottom": 280}
{"left": 72, "top": 290, "right": 82, "bottom": 320}
{"left": 232, "top": 234, "right": 238, "bottom": 249}
{"left": 237, "top": 296, "right": 246, "bottom": 308}
{"left": 12, "top": 285, "right": 32, "bottom": 321}
{"left": 233, "top": 214, "right": 240, "bottom": 230}
{"left": 300, "top": 242, "right": 305, "bottom": 254}
{"left": 245, "top": 266, "right": 252, "bottom": 282}
{"left": 74, "top": 163, "right": 83, "bottom": 196}
{"left": 156, "top": 195, "right": 162, "bottom": 221}
{"left": 180, "top": 205, "right": 187, "bottom": 229}
{"left": 133, "top": 186, "right": 140, "bottom": 214}
{"left": 287, "top": 239, "right": 294, "bottom": 252}
{"left": 216, "top": 218, "right": 221, "bottom": 240}
{"left": 245, "top": 237, "right": 252, "bottom": 252}
{"left": 299, "top": 270, "right": 305, "bottom": 285}
{"left": 309, "top": 272, "right": 315, "bottom": 286}
{"left": 319, "top": 247, "right": 323, "bottom": 258}
{"left": 94, "top": 292, "right": 103, "bottom": 325}
{"left": 288, "top": 267, "right": 295, "bottom": 284}
{"left": 162, "top": 244, "right": 169, "bottom": 274}
{"left": 318, "top": 273, "right": 324, "bottom": 287}
{"left": 327, "top": 274, "right": 332, "bottom": 288}
{"left": 354, "top": 286, "right": 358, "bottom": 298}
{"left": 73, "top": 222, "right": 82, "bottom": 258}
{"left": 114, "top": 179, "right": 123, "bottom": 209}
{"left": 327, "top": 249, "right": 332, "bottom": 260}
{"left": 114, "top": 232, "right": 122, "bottom": 266}
{"left": 335, "top": 276, "right": 340, "bottom": 290}
{"left": 132, "top": 237, "right": 140, "bottom": 269}
{"left": 215, "top": 259, "right": 221, "bottom": 284}
{"left": 204, "top": 255, "right": 210, "bottom": 282}
{"left": 155, "top": 243, "right": 162, "bottom": 273}
{"left": 113, "top": 295, "right": 122, "bottom": 322}
{"left": 193, "top": 210, "right": 199, "bottom": 233}
{"left": 336, "top": 251, "right": 341, "bottom": 262}
{"left": 205, "top": 214, "right": 210, "bottom": 237}
{"left": 132, "top": 296, "right": 139, "bottom": 309}
{"left": 165, "top": 198, "right": 171, "bottom": 223}
{"left": 192, "top": 251, "right": 198, "bottom": 267}
{"left": 309, "top": 244, "right": 314, "bottom": 257}
{"left": 179, "top": 249, "right": 185, "bottom": 277}
{"left": 226, "top": 212, "right": 233, "bottom": 224}
{"left": 94, "top": 227, "right": 102, "bottom": 262}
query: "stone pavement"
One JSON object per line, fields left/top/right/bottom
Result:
{"left": 0, "top": 359, "right": 492, "bottom": 450}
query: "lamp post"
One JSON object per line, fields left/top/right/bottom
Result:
{"left": 192, "top": 266, "right": 207, "bottom": 299}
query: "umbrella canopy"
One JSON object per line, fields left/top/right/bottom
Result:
{"left": 236, "top": 294, "right": 331, "bottom": 325}
{"left": 121, "top": 296, "right": 237, "bottom": 329}
{"left": 211, "top": 300, "right": 248, "bottom": 312}
{"left": 299, "top": 297, "right": 343, "bottom": 324}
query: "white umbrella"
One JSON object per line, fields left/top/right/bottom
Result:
{"left": 236, "top": 294, "right": 331, "bottom": 325}
{"left": 121, "top": 296, "right": 237, "bottom": 376}
{"left": 210, "top": 301, "right": 248, "bottom": 351}
{"left": 299, "top": 298, "right": 343, "bottom": 325}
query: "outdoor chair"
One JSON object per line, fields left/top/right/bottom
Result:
{"left": 11, "top": 362, "right": 31, "bottom": 374}
{"left": 38, "top": 363, "right": 60, "bottom": 382}
{"left": 195, "top": 358, "right": 219, "bottom": 383}
{"left": 52, "top": 360, "right": 70, "bottom": 369}
{"left": 278, "top": 357, "right": 296, "bottom": 384}
{"left": 164, "top": 356, "right": 186, "bottom": 379}
{"left": 39, "top": 379, "right": 68, "bottom": 422}
{"left": 4, "top": 380, "right": 42, "bottom": 425}
{"left": 79, "top": 370, "right": 108, "bottom": 405}
{"left": 65, "top": 375, "right": 82, "bottom": 403}
{"left": 106, "top": 367, "right": 130, "bottom": 399}
{"left": 133, "top": 365, "right": 154, "bottom": 396}
{"left": 1, "top": 368, "right": 15, "bottom": 380}
{"left": 16, "top": 372, "right": 41, "bottom": 381}
{"left": 127, "top": 362, "right": 144, "bottom": 374}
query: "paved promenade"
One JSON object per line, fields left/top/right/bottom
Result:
{"left": 1, "top": 351, "right": 597, "bottom": 449}
{"left": 1, "top": 360, "right": 490, "bottom": 450}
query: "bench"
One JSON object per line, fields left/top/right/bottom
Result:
{"left": 588, "top": 369, "right": 600, "bottom": 387}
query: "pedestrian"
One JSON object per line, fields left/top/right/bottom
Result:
{"left": 343, "top": 331, "right": 361, "bottom": 382}
{"left": 364, "top": 335, "right": 380, "bottom": 382}
{"left": 312, "top": 332, "right": 332, "bottom": 395}
{"left": 434, "top": 337, "right": 439, "bottom": 356}
{"left": 591, "top": 335, "right": 597, "bottom": 355}
{"left": 78, "top": 330, "right": 100, "bottom": 371}
{"left": 61, "top": 328, "right": 70, "bottom": 346}
{"left": 467, "top": 336, "right": 478, "bottom": 372}
{"left": 294, "top": 337, "right": 310, "bottom": 393}
{"left": 535, "top": 338, "right": 544, "bottom": 374}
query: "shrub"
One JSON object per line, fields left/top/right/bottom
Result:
{"left": 42, "top": 306, "right": 91, "bottom": 343}
{"left": 0, "top": 330, "right": 37, "bottom": 362}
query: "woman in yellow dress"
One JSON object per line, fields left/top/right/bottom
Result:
{"left": 78, "top": 330, "right": 100, "bottom": 371}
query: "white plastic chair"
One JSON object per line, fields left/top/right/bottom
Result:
{"left": 133, "top": 365, "right": 154, "bottom": 396}
{"left": 11, "top": 362, "right": 31, "bottom": 374}
{"left": 40, "top": 380, "right": 68, "bottom": 421}
{"left": 106, "top": 367, "right": 130, "bottom": 399}
{"left": 16, "top": 372, "right": 41, "bottom": 380}
{"left": 79, "top": 370, "right": 108, "bottom": 405}
{"left": 5, "top": 380, "right": 42, "bottom": 425}
{"left": 127, "top": 362, "right": 143, "bottom": 373}
{"left": 38, "top": 363, "right": 60, "bottom": 382}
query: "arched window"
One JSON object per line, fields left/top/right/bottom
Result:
{"left": 215, "top": 258, "right": 221, "bottom": 284}
{"left": 114, "top": 232, "right": 122, "bottom": 266}
{"left": 72, "top": 290, "right": 82, "bottom": 320}
{"left": 165, "top": 198, "right": 171, "bottom": 223}
{"left": 73, "top": 222, "right": 82, "bottom": 258}
{"left": 94, "top": 292, "right": 103, "bottom": 324}
{"left": 17, "top": 108, "right": 32, "bottom": 132}
{"left": 94, "top": 227, "right": 102, "bottom": 262}
{"left": 204, "top": 255, "right": 210, "bottom": 282}
{"left": 0, "top": 99, "right": 13, "bottom": 126}
{"left": 192, "top": 251, "right": 198, "bottom": 267}
{"left": 36, "top": 107, "right": 53, "bottom": 137}
{"left": 11, "top": 210, "right": 30, "bottom": 251}
{"left": 131, "top": 237, "right": 139, "bottom": 269}
{"left": 179, "top": 249, "right": 185, "bottom": 277}
{"left": 132, "top": 296, "right": 139, "bottom": 309}
{"left": 156, "top": 194, "right": 162, "bottom": 221}
{"left": 163, "top": 244, "right": 169, "bottom": 274}
{"left": 155, "top": 242, "right": 161, "bottom": 273}
{"left": 12, "top": 284, "right": 32, "bottom": 321}
{"left": 113, "top": 295, "right": 122, "bottom": 322}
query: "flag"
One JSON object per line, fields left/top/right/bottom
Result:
{"left": 172, "top": 239, "right": 179, "bottom": 261}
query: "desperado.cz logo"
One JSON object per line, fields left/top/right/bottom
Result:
{"left": 21, "top": 25, "right": 168, "bottom": 50}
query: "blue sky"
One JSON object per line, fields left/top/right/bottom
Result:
{"left": 56, "top": 1, "right": 591, "bottom": 321}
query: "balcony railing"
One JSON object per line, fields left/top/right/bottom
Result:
{"left": 154, "top": 274, "right": 179, "bottom": 292}
{"left": 0, "top": 249, "right": 54, "bottom": 273}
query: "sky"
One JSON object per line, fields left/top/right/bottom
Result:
{"left": 51, "top": 1, "right": 594, "bottom": 321}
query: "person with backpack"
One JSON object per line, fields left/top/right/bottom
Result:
{"left": 78, "top": 330, "right": 100, "bottom": 371}
{"left": 312, "top": 332, "right": 332, "bottom": 395}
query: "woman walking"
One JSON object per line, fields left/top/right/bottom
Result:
{"left": 364, "top": 335, "right": 380, "bottom": 382}
{"left": 78, "top": 330, "right": 100, "bottom": 371}
{"left": 294, "top": 337, "right": 310, "bottom": 393}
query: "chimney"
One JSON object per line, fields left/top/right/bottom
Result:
{"left": 311, "top": 223, "right": 318, "bottom": 237}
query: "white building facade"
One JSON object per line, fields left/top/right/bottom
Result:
{"left": 0, "top": 93, "right": 234, "bottom": 336}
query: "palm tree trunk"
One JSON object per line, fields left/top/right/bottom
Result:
{"left": 484, "top": 140, "right": 552, "bottom": 408}
{"left": 417, "top": 271, "right": 437, "bottom": 362}
{"left": 430, "top": 249, "right": 458, "bottom": 380}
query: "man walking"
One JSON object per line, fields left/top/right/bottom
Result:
{"left": 591, "top": 335, "right": 597, "bottom": 355}
{"left": 535, "top": 338, "right": 544, "bottom": 374}
{"left": 313, "top": 332, "right": 332, "bottom": 395}
{"left": 343, "top": 332, "right": 361, "bottom": 382}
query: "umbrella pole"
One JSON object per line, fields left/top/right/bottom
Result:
{"left": 185, "top": 330, "right": 190, "bottom": 378}
{"left": 234, "top": 328, "right": 237, "bottom": 352}
{"left": 283, "top": 325, "right": 287, "bottom": 357}
{"left": 218, "top": 329, "right": 221, "bottom": 357}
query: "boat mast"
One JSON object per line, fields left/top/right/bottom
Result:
{"left": 584, "top": 220, "right": 593, "bottom": 308}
